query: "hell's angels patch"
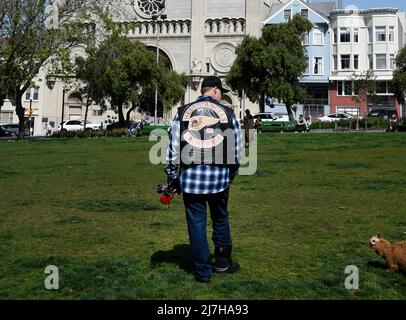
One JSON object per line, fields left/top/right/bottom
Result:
{"left": 182, "top": 101, "right": 228, "bottom": 149}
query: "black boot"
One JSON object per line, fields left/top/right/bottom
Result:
{"left": 213, "top": 246, "right": 240, "bottom": 274}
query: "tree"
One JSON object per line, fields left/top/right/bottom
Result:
{"left": 347, "top": 70, "right": 378, "bottom": 129}
{"left": 0, "top": 0, "right": 105, "bottom": 138}
{"left": 75, "top": 31, "right": 187, "bottom": 127}
{"left": 0, "top": 0, "right": 10, "bottom": 105}
{"left": 138, "top": 65, "right": 187, "bottom": 118}
{"left": 392, "top": 46, "right": 406, "bottom": 106}
{"left": 226, "top": 14, "right": 312, "bottom": 120}
{"left": 351, "top": 70, "right": 378, "bottom": 109}
{"left": 74, "top": 48, "right": 97, "bottom": 130}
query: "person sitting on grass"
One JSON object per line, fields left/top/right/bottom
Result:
{"left": 304, "top": 115, "right": 311, "bottom": 132}
{"left": 388, "top": 114, "right": 398, "bottom": 132}
{"left": 297, "top": 114, "right": 307, "bottom": 132}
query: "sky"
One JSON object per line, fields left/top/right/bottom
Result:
{"left": 310, "top": 0, "right": 406, "bottom": 12}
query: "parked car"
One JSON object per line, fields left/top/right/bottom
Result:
{"left": 253, "top": 112, "right": 290, "bottom": 123}
{"left": 107, "top": 120, "right": 145, "bottom": 135}
{"left": 1, "top": 124, "right": 21, "bottom": 135}
{"left": 318, "top": 113, "right": 355, "bottom": 122}
{"left": 106, "top": 121, "right": 130, "bottom": 130}
{"left": 273, "top": 113, "right": 290, "bottom": 122}
{"left": 57, "top": 120, "right": 101, "bottom": 132}
{"left": 365, "top": 107, "right": 397, "bottom": 119}
{"left": 0, "top": 126, "right": 16, "bottom": 137}
{"left": 82, "top": 120, "right": 101, "bottom": 130}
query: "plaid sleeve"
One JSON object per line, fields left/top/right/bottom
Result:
{"left": 164, "top": 114, "right": 180, "bottom": 181}
{"left": 232, "top": 113, "right": 243, "bottom": 165}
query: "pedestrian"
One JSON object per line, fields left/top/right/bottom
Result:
{"left": 254, "top": 117, "right": 262, "bottom": 134}
{"left": 129, "top": 122, "right": 140, "bottom": 136}
{"left": 242, "top": 109, "right": 254, "bottom": 147}
{"left": 164, "top": 75, "right": 242, "bottom": 283}
{"left": 45, "top": 124, "right": 52, "bottom": 137}
{"left": 388, "top": 114, "right": 398, "bottom": 132}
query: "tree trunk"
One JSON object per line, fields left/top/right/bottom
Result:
{"left": 285, "top": 103, "right": 295, "bottom": 122}
{"left": 83, "top": 94, "right": 91, "bottom": 130}
{"left": 0, "top": 94, "right": 5, "bottom": 108}
{"left": 126, "top": 105, "right": 136, "bottom": 123}
{"left": 117, "top": 102, "right": 126, "bottom": 126}
{"left": 259, "top": 92, "right": 265, "bottom": 113}
{"left": 15, "top": 91, "right": 26, "bottom": 140}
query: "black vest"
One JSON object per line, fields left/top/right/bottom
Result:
{"left": 178, "top": 97, "right": 235, "bottom": 166}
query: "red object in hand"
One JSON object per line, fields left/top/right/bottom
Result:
{"left": 160, "top": 193, "right": 175, "bottom": 205}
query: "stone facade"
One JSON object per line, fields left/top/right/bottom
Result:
{"left": 0, "top": 0, "right": 272, "bottom": 135}
{"left": 124, "top": 0, "right": 271, "bottom": 120}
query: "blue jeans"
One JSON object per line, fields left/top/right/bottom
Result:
{"left": 182, "top": 188, "right": 232, "bottom": 280}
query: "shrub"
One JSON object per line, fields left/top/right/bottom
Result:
{"left": 310, "top": 118, "right": 390, "bottom": 131}
{"left": 51, "top": 128, "right": 129, "bottom": 139}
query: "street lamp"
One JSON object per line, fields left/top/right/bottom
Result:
{"left": 29, "top": 99, "right": 33, "bottom": 136}
{"left": 151, "top": 4, "right": 167, "bottom": 126}
{"left": 46, "top": 75, "right": 69, "bottom": 131}
{"left": 61, "top": 87, "right": 67, "bottom": 131}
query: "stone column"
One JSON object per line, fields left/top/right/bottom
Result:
{"left": 245, "top": 0, "right": 262, "bottom": 37}
{"left": 190, "top": 0, "right": 206, "bottom": 74}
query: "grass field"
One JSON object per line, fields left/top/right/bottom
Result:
{"left": 0, "top": 132, "right": 406, "bottom": 300}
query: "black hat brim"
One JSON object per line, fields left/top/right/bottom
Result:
{"left": 220, "top": 88, "right": 229, "bottom": 94}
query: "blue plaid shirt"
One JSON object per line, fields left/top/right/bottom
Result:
{"left": 165, "top": 96, "right": 243, "bottom": 195}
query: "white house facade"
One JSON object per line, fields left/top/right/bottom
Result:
{"left": 329, "top": 7, "right": 406, "bottom": 117}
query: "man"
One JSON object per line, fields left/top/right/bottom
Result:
{"left": 388, "top": 113, "right": 398, "bottom": 132}
{"left": 165, "top": 76, "right": 242, "bottom": 283}
{"left": 242, "top": 109, "right": 254, "bottom": 147}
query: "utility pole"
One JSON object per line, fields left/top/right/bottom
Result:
{"left": 61, "top": 88, "right": 66, "bottom": 131}
{"left": 151, "top": 2, "right": 167, "bottom": 126}
{"left": 29, "top": 99, "right": 33, "bottom": 136}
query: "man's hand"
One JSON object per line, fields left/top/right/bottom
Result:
{"left": 229, "top": 164, "right": 239, "bottom": 184}
{"left": 168, "top": 178, "right": 181, "bottom": 195}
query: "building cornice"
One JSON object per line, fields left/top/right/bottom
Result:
{"left": 329, "top": 75, "right": 393, "bottom": 81}
{"left": 129, "top": 35, "right": 191, "bottom": 41}
{"left": 330, "top": 8, "right": 398, "bottom": 18}
{"left": 205, "top": 35, "right": 245, "bottom": 42}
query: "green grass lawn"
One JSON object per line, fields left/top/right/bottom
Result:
{"left": 0, "top": 133, "right": 406, "bottom": 300}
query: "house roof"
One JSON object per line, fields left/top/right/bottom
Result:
{"left": 264, "top": 0, "right": 336, "bottom": 23}
{"left": 266, "top": 3, "right": 286, "bottom": 19}
{"left": 311, "top": 1, "right": 336, "bottom": 18}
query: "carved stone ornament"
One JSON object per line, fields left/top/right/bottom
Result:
{"left": 211, "top": 43, "right": 236, "bottom": 73}
{"left": 191, "top": 58, "right": 203, "bottom": 73}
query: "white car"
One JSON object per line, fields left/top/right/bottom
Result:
{"left": 254, "top": 112, "right": 290, "bottom": 123}
{"left": 58, "top": 120, "right": 101, "bottom": 132}
{"left": 317, "top": 113, "right": 355, "bottom": 122}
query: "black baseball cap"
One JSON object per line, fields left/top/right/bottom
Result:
{"left": 201, "top": 76, "right": 229, "bottom": 94}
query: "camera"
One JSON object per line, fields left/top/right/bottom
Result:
{"left": 156, "top": 184, "right": 175, "bottom": 196}
{"left": 157, "top": 184, "right": 176, "bottom": 205}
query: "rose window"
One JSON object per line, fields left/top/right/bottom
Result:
{"left": 135, "top": 0, "right": 165, "bottom": 18}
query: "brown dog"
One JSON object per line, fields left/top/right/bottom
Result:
{"left": 370, "top": 234, "right": 406, "bottom": 273}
